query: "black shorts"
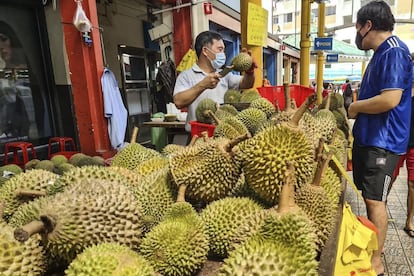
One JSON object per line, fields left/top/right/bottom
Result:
{"left": 352, "top": 145, "right": 400, "bottom": 201}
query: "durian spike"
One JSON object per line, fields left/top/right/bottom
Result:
{"left": 131, "top": 127, "right": 139, "bottom": 144}
{"left": 0, "top": 202, "right": 4, "bottom": 218}
{"left": 177, "top": 185, "right": 187, "bottom": 202}
{"left": 14, "top": 221, "right": 47, "bottom": 242}
{"left": 206, "top": 110, "right": 221, "bottom": 125}
{"left": 283, "top": 82, "right": 292, "bottom": 112}
{"left": 15, "top": 189, "right": 47, "bottom": 198}
{"left": 188, "top": 135, "right": 199, "bottom": 146}
{"left": 223, "top": 133, "right": 250, "bottom": 153}
{"left": 277, "top": 161, "right": 296, "bottom": 214}
{"left": 287, "top": 94, "right": 317, "bottom": 128}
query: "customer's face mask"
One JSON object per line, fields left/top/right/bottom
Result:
{"left": 355, "top": 24, "right": 371, "bottom": 50}
{"left": 205, "top": 47, "right": 226, "bottom": 69}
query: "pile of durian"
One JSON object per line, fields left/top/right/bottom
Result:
{"left": 0, "top": 86, "right": 351, "bottom": 276}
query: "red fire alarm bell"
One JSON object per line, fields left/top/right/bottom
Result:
{"left": 204, "top": 2, "right": 212, "bottom": 15}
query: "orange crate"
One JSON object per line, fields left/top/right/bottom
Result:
{"left": 257, "top": 85, "right": 315, "bottom": 110}
{"left": 189, "top": 121, "right": 216, "bottom": 138}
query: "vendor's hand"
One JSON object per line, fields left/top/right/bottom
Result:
{"left": 347, "top": 102, "right": 358, "bottom": 119}
{"left": 242, "top": 48, "right": 257, "bottom": 75}
{"left": 199, "top": 73, "right": 221, "bottom": 90}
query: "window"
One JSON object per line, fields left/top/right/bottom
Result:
{"left": 326, "top": 6, "right": 336, "bottom": 16}
{"left": 284, "top": 13, "right": 293, "bottom": 23}
{"left": 0, "top": 4, "right": 53, "bottom": 149}
{"left": 273, "top": 16, "right": 279, "bottom": 25}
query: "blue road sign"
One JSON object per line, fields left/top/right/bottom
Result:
{"left": 326, "top": 53, "right": 339, "bottom": 62}
{"left": 314, "top": 37, "right": 333, "bottom": 51}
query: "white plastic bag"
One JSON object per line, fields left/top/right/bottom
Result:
{"left": 73, "top": 1, "right": 92, "bottom": 32}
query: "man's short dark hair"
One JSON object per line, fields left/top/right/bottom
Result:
{"left": 194, "top": 31, "right": 223, "bottom": 57}
{"left": 356, "top": 0, "right": 395, "bottom": 32}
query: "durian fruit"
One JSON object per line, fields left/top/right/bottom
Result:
{"left": 50, "top": 155, "right": 68, "bottom": 167}
{"left": 230, "top": 52, "right": 253, "bottom": 72}
{"left": 24, "top": 159, "right": 40, "bottom": 171}
{"left": 0, "top": 222, "right": 45, "bottom": 276}
{"left": 219, "top": 104, "right": 239, "bottom": 115}
{"left": 249, "top": 97, "right": 275, "bottom": 119}
{"left": 50, "top": 165, "right": 128, "bottom": 194}
{"left": 239, "top": 89, "right": 260, "bottom": 103}
{"left": 295, "top": 150, "right": 338, "bottom": 252}
{"left": 92, "top": 155, "right": 105, "bottom": 166}
{"left": 270, "top": 83, "right": 296, "bottom": 123}
{"left": 111, "top": 143, "right": 161, "bottom": 170}
{"left": 76, "top": 155, "right": 105, "bottom": 167}
{"left": 209, "top": 111, "right": 250, "bottom": 140}
{"left": 196, "top": 98, "right": 218, "bottom": 124}
{"left": 65, "top": 243, "right": 155, "bottom": 276}
{"left": 34, "top": 160, "right": 55, "bottom": 172}
{"left": 139, "top": 197, "right": 209, "bottom": 276}
{"left": 0, "top": 169, "right": 59, "bottom": 220}
{"left": 224, "top": 89, "right": 241, "bottom": 104}
{"left": 200, "top": 197, "right": 266, "bottom": 258}
{"left": 69, "top": 152, "right": 88, "bottom": 166}
{"left": 219, "top": 163, "right": 318, "bottom": 276}
{"left": 14, "top": 178, "right": 144, "bottom": 263}
{"left": 132, "top": 167, "right": 177, "bottom": 232}
{"left": 314, "top": 94, "right": 338, "bottom": 144}
{"left": 214, "top": 109, "right": 234, "bottom": 121}
{"left": 162, "top": 143, "right": 186, "bottom": 156}
{"left": 107, "top": 166, "right": 142, "bottom": 187}
{"left": 169, "top": 135, "right": 247, "bottom": 203}
{"left": 235, "top": 116, "right": 315, "bottom": 205}
{"left": 54, "top": 162, "right": 76, "bottom": 175}
{"left": 0, "top": 164, "right": 23, "bottom": 187}
{"left": 235, "top": 107, "right": 267, "bottom": 135}
{"left": 134, "top": 156, "right": 169, "bottom": 177}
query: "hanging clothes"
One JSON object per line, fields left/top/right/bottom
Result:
{"left": 101, "top": 67, "right": 127, "bottom": 150}
{"left": 155, "top": 46, "right": 176, "bottom": 113}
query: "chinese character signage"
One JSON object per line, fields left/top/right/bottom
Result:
{"left": 247, "top": 2, "right": 268, "bottom": 46}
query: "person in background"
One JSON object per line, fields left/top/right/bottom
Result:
{"left": 262, "top": 76, "right": 270, "bottom": 87}
{"left": 322, "top": 82, "right": 329, "bottom": 98}
{"left": 348, "top": 1, "right": 413, "bottom": 275}
{"left": 173, "top": 31, "right": 255, "bottom": 133}
{"left": 342, "top": 79, "right": 350, "bottom": 94}
{"left": 392, "top": 53, "right": 414, "bottom": 239}
{"left": 343, "top": 79, "right": 354, "bottom": 116}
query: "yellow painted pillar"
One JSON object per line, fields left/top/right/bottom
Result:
{"left": 316, "top": 2, "right": 325, "bottom": 105}
{"left": 300, "top": 0, "right": 311, "bottom": 87}
{"left": 241, "top": 0, "right": 263, "bottom": 88}
{"left": 361, "top": 61, "right": 367, "bottom": 76}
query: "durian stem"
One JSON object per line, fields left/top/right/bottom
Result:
{"left": 283, "top": 82, "right": 292, "bottom": 112}
{"left": 201, "top": 131, "right": 209, "bottom": 142}
{"left": 14, "top": 221, "right": 46, "bottom": 242}
{"left": 131, "top": 127, "right": 139, "bottom": 144}
{"left": 287, "top": 94, "right": 316, "bottom": 128}
{"left": 278, "top": 162, "right": 296, "bottom": 214}
{"left": 311, "top": 151, "right": 333, "bottom": 187}
{"left": 15, "top": 189, "right": 47, "bottom": 198}
{"left": 315, "top": 138, "right": 326, "bottom": 161}
{"left": 188, "top": 135, "right": 199, "bottom": 146}
{"left": 325, "top": 92, "right": 331, "bottom": 110}
{"left": 291, "top": 99, "right": 297, "bottom": 110}
{"left": 206, "top": 110, "right": 221, "bottom": 125}
{"left": 0, "top": 201, "right": 4, "bottom": 218}
{"left": 177, "top": 185, "right": 187, "bottom": 202}
{"left": 274, "top": 99, "right": 280, "bottom": 113}
{"left": 224, "top": 133, "right": 249, "bottom": 153}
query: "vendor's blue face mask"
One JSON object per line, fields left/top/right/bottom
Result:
{"left": 205, "top": 47, "right": 226, "bottom": 69}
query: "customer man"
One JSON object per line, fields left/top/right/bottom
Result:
{"left": 173, "top": 31, "right": 255, "bottom": 132}
{"left": 348, "top": 1, "right": 413, "bottom": 275}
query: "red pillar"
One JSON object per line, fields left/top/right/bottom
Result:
{"left": 60, "top": 0, "right": 115, "bottom": 158}
{"left": 173, "top": 4, "right": 192, "bottom": 64}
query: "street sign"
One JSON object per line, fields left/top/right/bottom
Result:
{"left": 326, "top": 53, "right": 339, "bottom": 62}
{"left": 314, "top": 37, "right": 333, "bottom": 51}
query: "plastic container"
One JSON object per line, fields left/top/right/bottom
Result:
{"left": 189, "top": 121, "right": 216, "bottom": 138}
{"left": 257, "top": 85, "right": 315, "bottom": 110}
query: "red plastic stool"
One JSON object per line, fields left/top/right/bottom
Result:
{"left": 4, "top": 142, "right": 37, "bottom": 167}
{"left": 48, "top": 137, "right": 76, "bottom": 159}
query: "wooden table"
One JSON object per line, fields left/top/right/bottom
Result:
{"left": 142, "top": 121, "right": 186, "bottom": 128}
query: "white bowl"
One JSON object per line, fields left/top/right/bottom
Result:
{"left": 151, "top": 118, "right": 164, "bottom": 122}
{"left": 177, "top": 113, "right": 187, "bottom": 122}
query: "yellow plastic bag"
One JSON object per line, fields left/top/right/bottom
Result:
{"left": 334, "top": 203, "right": 377, "bottom": 276}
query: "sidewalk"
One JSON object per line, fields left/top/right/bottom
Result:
{"left": 345, "top": 167, "right": 414, "bottom": 276}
